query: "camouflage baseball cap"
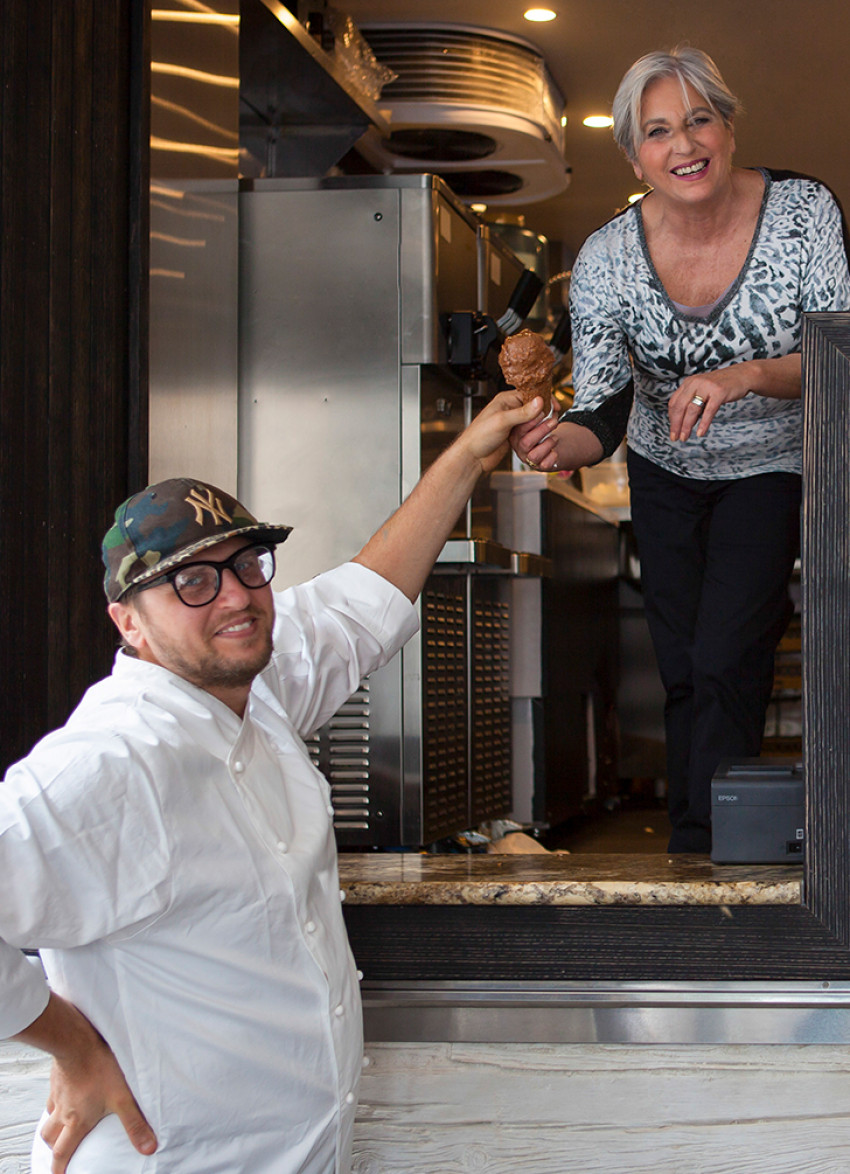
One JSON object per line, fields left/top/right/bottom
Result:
{"left": 102, "top": 477, "right": 292, "bottom": 602}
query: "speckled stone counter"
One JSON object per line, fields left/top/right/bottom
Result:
{"left": 338, "top": 852, "right": 802, "bottom": 906}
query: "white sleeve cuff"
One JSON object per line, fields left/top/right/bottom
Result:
{"left": 0, "top": 945, "right": 49, "bottom": 1038}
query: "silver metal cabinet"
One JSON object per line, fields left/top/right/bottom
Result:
{"left": 238, "top": 175, "right": 515, "bottom": 846}
{"left": 494, "top": 473, "right": 621, "bottom": 825}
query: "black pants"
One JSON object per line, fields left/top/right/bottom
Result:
{"left": 626, "top": 450, "right": 802, "bottom": 853}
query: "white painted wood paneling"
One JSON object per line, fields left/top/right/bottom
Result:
{"left": 352, "top": 1042, "right": 850, "bottom": 1173}
{"left": 0, "top": 1041, "right": 49, "bottom": 1172}
{"left": 6, "top": 1038, "right": 850, "bottom": 1172}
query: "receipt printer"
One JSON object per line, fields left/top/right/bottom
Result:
{"left": 710, "top": 758, "right": 805, "bottom": 864}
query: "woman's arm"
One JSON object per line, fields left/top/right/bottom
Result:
{"left": 511, "top": 414, "right": 604, "bottom": 472}
{"left": 672, "top": 179, "right": 850, "bottom": 444}
{"left": 669, "top": 353, "right": 802, "bottom": 443}
{"left": 512, "top": 380, "right": 634, "bottom": 472}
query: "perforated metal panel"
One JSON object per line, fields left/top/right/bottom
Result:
{"left": 470, "top": 583, "right": 512, "bottom": 825}
{"left": 307, "top": 682, "right": 372, "bottom": 831}
{"left": 422, "top": 576, "right": 469, "bottom": 843}
{"left": 310, "top": 572, "right": 513, "bottom": 848}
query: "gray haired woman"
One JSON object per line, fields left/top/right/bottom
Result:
{"left": 511, "top": 47, "right": 850, "bottom": 853}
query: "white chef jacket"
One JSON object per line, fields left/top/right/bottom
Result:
{"left": 0, "top": 562, "right": 418, "bottom": 1174}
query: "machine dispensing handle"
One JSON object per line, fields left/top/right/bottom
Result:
{"left": 549, "top": 307, "right": 572, "bottom": 363}
{"left": 441, "top": 264, "right": 547, "bottom": 385}
{"left": 497, "top": 269, "right": 545, "bottom": 336}
{"left": 442, "top": 311, "right": 501, "bottom": 384}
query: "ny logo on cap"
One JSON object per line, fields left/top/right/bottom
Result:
{"left": 186, "top": 486, "right": 232, "bottom": 527}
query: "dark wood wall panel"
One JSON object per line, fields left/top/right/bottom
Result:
{"left": 0, "top": 0, "right": 148, "bottom": 771}
{"left": 802, "top": 312, "right": 850, "bottom": 948}
{"left": 345, "top": 904, "right": 850, "bottom": 982}
{"left": 345, "top": 317, "right": 850, "bottom": 982}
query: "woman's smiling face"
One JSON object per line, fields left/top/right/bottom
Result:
{"left": 633, "top": 74, "right": 736, "bottom": 205}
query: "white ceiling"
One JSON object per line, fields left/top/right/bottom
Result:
{"left": 341, "top": 0, "right": 850, "bottom": 263}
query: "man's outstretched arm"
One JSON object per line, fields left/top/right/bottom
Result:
{"left": 354, "top": 389, "right": 542, "bottom": 602}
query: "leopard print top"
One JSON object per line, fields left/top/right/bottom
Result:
{"left": 567, "top": 169, "right": 850, "bottom": 479}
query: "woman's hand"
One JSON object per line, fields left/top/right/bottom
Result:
{"left": 510, "top": 410, "right": 562, "bottom": 471}
{"left": 668, "top": 364, "right": 753, "bottom": 442}
{"left": 669, "top": 355, "right": 802, "bottom": 442}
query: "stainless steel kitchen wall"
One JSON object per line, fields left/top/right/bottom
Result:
{"left": 148, "top": 9, "right": 524, "bottom": 848}
{"left": 148, "top": 2, "right": 240, "bottom": 490}
{"left": 237, "top": 174, "right": 516, "bottom": 846}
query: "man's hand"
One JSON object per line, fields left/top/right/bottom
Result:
{"left": 13, "top": 993, "right": 157, "bottom": 1173}
{"left": 457, "top": 388, "right": 547, "bottom": 474}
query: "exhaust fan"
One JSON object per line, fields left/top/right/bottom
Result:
{"left": 353, "top": 23, "right": 569, "bottom": 205}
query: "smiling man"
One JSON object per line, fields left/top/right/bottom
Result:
{"left": 0, "top": 388, "right": 540, "bottom": 1174}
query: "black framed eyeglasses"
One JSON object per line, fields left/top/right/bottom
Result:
{"left": 134, "top": 543, "right": 277, "bottom": 608}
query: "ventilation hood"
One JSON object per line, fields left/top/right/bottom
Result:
{"left": 353, "top": 23, "right": 570, "bottom": 206}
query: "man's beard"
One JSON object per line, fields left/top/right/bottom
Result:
{"left": 143, "top": 614, "right": 274, "bottom": 695}
{"left": 178, "top": 630, "right": 274, "bottom": 692}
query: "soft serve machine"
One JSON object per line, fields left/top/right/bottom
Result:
{"left": 147, "top": 0, "right": 601, "bottom": 850}
{"left": 238, "top": 173, "right": 549, "bottom": 846}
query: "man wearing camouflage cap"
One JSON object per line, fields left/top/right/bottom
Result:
{"left": 0, "top": 389, "right": 542, "bottom": 1174}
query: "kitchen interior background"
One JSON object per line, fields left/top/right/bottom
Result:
{"left": 148, "top": 0, "right": 844, "bottom": 852}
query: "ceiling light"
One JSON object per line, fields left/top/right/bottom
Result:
{"left": 151, "top": 10, "right": 239, "bottom": 22}
{"left": 524, "top": 9, "right": 557, "bottom": 22}
{"left": 583, "top": 115, "right": 614, "bottom": 129}
{"left": 627, "top": 192, "right": 645, "bottom": 204}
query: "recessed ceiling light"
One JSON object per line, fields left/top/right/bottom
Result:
{"left": 583, "top": 115, "right": 614, "bottom": 129}
{"left": 524, "top": 8, "right": 557, "bottom": 22}
{"left": 627, "top": 192, "right": 646, "bottom": 204}
{"left": 560, "top": 115, "right": 568, "bottom": 128}
{"left": 151, "top": 9, "right": 239, "bottom": 21}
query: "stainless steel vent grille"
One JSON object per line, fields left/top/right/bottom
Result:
{"left": 356, "top": 24, "right": 568, "bottom": 205}
{"left": 363, "top": 26, "right": 560, "bottom": 122}
{"left": 422, "top": 577, "right": 469, "bottom": 842}
{"left": 470, "top": 587, "right": 512, "bottom": 824}
{"left": 309, "top": 682, "right": 372, "bottom": 830}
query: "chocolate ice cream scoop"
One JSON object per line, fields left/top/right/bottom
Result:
{"left": 498, "top": 329, "right": 555, "bottom": 415}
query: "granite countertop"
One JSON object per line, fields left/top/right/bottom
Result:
{"left": 338, "top": 852, "right": 802, "bottom": 907}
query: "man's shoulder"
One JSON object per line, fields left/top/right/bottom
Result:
{"left": 39, "top": 659, "right": 207, "bottom": 761}
{"left": 9, "top": 665, "right": 217, "bottom": 800}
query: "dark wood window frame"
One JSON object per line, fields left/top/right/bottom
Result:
{"left": 344, "top": 312, "right": 850, "bottom": 981}
{"left": 7, "top": 2, "right": 848, "bottom": 982}
{"left": 1, "top": 0, "right": 149, "bottom": 772}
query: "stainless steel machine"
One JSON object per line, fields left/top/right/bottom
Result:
{"left": 238, "top": 174, "right": 533, "bottom": 846}
{"left": 148, "top": 1, "right": 620, "bottom": 850}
